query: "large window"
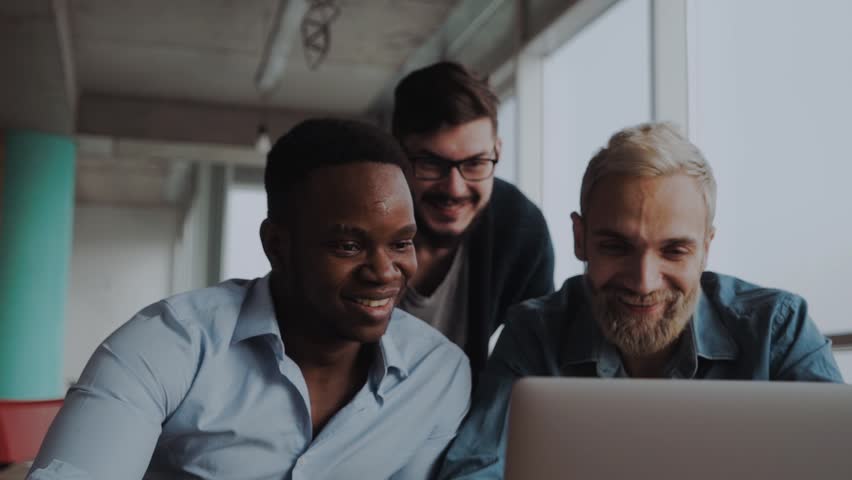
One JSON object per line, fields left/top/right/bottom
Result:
{"left": 495, "top": 95, "right": 518, "bottom": 184}
{"left": 221, "top": 180, "right": 269, "bottom": 281}
{"left": 687, "top": 0, "right": 852, "bottom": 343}
{"left": 542, "top": 0, "right": 652, "bottom": 285}
{"left": 522, "top": 0, "right": 850, "bottom": 378}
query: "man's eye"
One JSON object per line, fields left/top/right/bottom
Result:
{"left": 420, "top": 158, "right": 445, "bottom": 168}
{"left": 663, "top": 248, "right": 690, "bottom": 259}
{"left": 392, "top": 240, "right": 414, "bottom": 251}
{"left": 599, "top": 243, "right": 629, "bottom": 255}
{"left": 333, "top": 241, "right": 361, "bottom": 255}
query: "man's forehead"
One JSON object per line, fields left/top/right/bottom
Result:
{"left": 299, "top": 164, "right": 412, "bottom": 219}
{"left": 304, "top": 162, "right": 405, "bottom": 195}
{"left": 369, "top": 200, "right": 391, "bottom": 215}
{"left": 585, "top": 174, "right": 707, "bottom": 236}
{"left": 405, "top": 118, "right": 496, "bottom": 156}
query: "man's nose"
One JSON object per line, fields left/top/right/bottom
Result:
{"left": 623, "top": 253, "right": 664, "bottom": 295}
{"left": 363, "top": 248, "right": 400, "bottom": 284}
{"left": 439, "top": 166, "right": 468, "bottom": 197}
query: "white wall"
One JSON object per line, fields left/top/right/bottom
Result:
{"left": 687, "top": 0, "right": 852, "bottom": 336}
{"left": 64, "top": 205, "right": 179, "bottom": 383}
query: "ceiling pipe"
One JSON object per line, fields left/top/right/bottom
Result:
{"left": 255, "top": 0, "right": 309, "bottom": 94}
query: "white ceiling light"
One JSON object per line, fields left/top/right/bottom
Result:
{"left": 255, "top": 124, "right": 272, "bottom": 155}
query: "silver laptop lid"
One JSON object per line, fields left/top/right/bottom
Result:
{"left": 505, "top": 378, "right": 852, "bottom": 480}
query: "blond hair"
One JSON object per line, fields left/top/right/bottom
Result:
{"left": 580, "top": 122, "right": 717, "bottom": 228}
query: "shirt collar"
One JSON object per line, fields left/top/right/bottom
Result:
{"left": 559, "top": 295, "right": 603, "bottom": 368}
{"left": 231, "top": 275, "right": 281, "bottom": 345}
{"left": 231, "top": 276, "right": 409, "bottom": 394}
{"left": 559, "top": 284, "right": 739, "bottom": 377}
{"left": 372, "top": 313, "right": 410, "bottom": 396}
{"left": 692, "top": 290, "right": 740, "bottom": 361}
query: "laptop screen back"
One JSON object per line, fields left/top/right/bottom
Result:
{"left": 505, "top": 378, "right": 852, "bottom": 480}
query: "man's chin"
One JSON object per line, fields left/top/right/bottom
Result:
{"left": 593, "top": 294, "right": 700, "bottom": 357}
{"left": 416, "top": 209, "right": 484, "bottom": 248}
{"left": 345, "top": 323, "right": 390, "bottom": 344}
{"left": 417, "top": 221, "right": 468, "bottom": 248}
{"left": 610, "top": 317, "right": 684, "bottom": 357}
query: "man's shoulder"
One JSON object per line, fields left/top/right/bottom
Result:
{"left": 386, "top": 308, "right": 468, "bottom": 366}
{"left": 476, "top": 179, "right": 552, "bottom": 260}
{"left": 489, "top": 178, "right": 547, "bottom": 227}
{"left": 700, "top": 271, "right": 805, "bottom": 320}
{"left": 137, "top": 278, "right": 255, "bottom": 341}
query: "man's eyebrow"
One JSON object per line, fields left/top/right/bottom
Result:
{"left": 662, "top": 237, "right": 698, "bottom": 247}
{"left": 413, "top": 148, "right": 493, "bottom": 162}
{"left": 395, "top": 224, "right": 418, "bottom": 237}
{"left": 591, "top": 228, "right": 631, "bottom": 240}
{"left": 328, "top": 223, "right": 418, "bottom": 237}
{"left": 327, "top": 224, "right": 367, "bottom": 236}
{"left": 591, "top": 229, "right": 698, "bottom": 244}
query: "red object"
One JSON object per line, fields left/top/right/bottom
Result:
{"left": 0, "top": 399, "right": 63, "bottom": 463}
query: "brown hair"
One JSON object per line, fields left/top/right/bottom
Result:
{"left": 391, "top": 61, "right": 499, "bottom": 139}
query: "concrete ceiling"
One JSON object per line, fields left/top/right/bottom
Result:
{"left": 2, "top": 0, "right": 587, "bottom": 207}
{"left": 2, "top": 0, "right": 460, "bottom": 206}
{"left": 72, "top": 0, "right": 458, "bottom": 114}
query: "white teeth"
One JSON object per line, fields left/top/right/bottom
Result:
{"left": 354, "top": 298, "right": 391, "bottom": 307}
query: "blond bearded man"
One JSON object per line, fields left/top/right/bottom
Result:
{"left": 438, "top": 122, "right": 842, "bottom": 480}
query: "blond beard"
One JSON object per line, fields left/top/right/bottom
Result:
{"left": 585, "top": 276, "right": 701, "bottom": 357}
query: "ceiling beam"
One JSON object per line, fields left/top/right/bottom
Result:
{"left": 77, "top": 94, "right": 348, "bottom": 146}
{"left": 77, "top": 134, "right": 267, "bottom": 168}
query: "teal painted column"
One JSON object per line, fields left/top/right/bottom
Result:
{"left": 0, "top": 130, "right": 75, "bottom": 400}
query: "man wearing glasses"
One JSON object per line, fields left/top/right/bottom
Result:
{"left": 392, "top": 62, "right": 555, "bottom": 377}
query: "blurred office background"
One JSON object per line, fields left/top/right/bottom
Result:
{"left": 1, "top": 0, "right": 850, "bottom": 403}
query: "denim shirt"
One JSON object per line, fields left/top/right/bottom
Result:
{"left": 29, "top": 276, "right": 471, "bottom": 480}
{"left": 438, "top": 272, "right": 843, "bottom": 479}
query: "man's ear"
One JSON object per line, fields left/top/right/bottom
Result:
{"left": 571, "top": 212, "right": 588, "bottom": 261}
{"left": 702, "top": 225, "right": 716, "bottom": 270}
{"left": 260, "top": 219, "right": 289, "bottom": 272}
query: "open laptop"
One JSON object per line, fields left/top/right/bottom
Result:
{"left": 505, "top": 378, "right": 852, "bottom": 480}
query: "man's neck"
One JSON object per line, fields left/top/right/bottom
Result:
{"left": 621, "top": 342, "right": 678, "bottom": 378}
{"left": 269, "top": 274, "right": 374, "bottom": 437}
{"left": 282, "top": 330, "right": 366, "bottom": 375}
{"left": 269, "top": 274, "right": 366, "bottom": 375}
{"left": 410, "top": 235, "right": 459, "bottom": 296}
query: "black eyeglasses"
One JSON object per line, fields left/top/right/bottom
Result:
{"left": 407, "top": 149, "right": 499, "bottom": 181}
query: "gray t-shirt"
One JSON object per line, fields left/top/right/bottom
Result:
{"left": 399, "top": 245, "right": 469, "bottom": 348}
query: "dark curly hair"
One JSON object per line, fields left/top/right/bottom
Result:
{"left": 264, "top": 118, "right": 409, "bottom": 221}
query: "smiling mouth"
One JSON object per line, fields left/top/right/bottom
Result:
{"left": 425, "top": 195, "right": 472, "bottom": 208}
{"left": 618, "top": 299, "right": 663, "bottom": 312}
{"left": 351, "top": 297, "right": 392, "bottom": 308}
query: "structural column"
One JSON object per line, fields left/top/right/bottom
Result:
{"left": 0, "top": 130, "right": 75, "bottom": 400}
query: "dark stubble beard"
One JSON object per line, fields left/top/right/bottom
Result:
{"left": 413, "top": 198, "right": 486, "bottom": 250}
{"left": 584, "top": 275, "right": 701, "bottom": 357}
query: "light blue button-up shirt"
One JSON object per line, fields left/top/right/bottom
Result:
{"left": 438, "top": 272, "right": 843, "bottom": 479}
{"left": 29, "top": 276, "right": 471, "bottom": 480}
